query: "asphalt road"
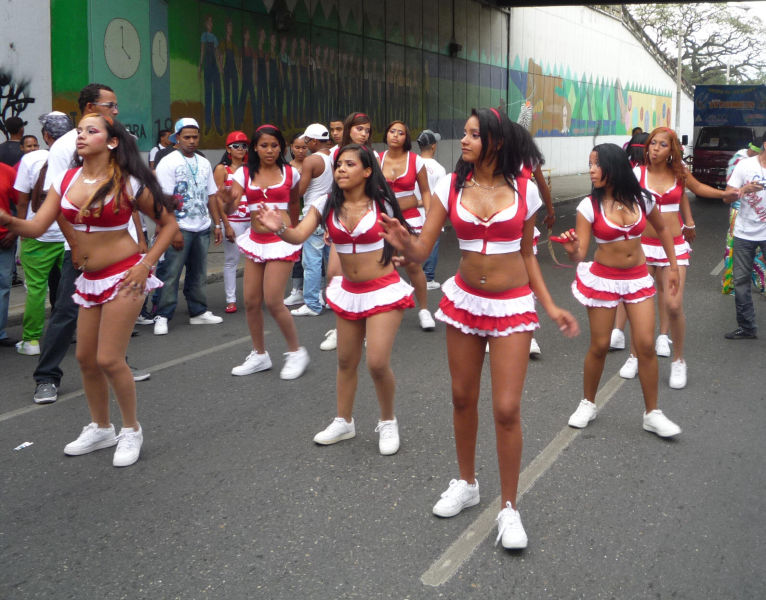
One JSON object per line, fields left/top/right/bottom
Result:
{"left": 2, "top": 195, "right": 764, "bottom": 599}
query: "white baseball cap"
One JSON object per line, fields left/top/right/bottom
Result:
{"left": 169, "top": 117, "right": 200, "bottom": 143}
{"left": 301, "top": 123, "right": 330, "bottom": 141}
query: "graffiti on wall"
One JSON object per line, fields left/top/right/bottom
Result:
{"left": 0, "top": 69, "right": 35, "bottom": 139}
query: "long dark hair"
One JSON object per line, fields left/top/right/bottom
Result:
{"left": 247, "top": 124, "right": 286, "bottom": 179}
{"left": 512, "top": 121, "right": 545, "bottom": 171}
{"left": 324, "top": 144, "right": 410, "bottom": 266}
{"left": 74, "top": 114, "right": 171, "bottom": 219}
{"left": 626, "top": 131, "right": 649, "bottom": 166}
{"left": 590, "top": 143, "right": 651, "bottom": 212}
{"left": 384, "top": 120, "right": 412, "bottom": 152}
{"left": 340, "top": 112, "right": 372, "bottom": 148}
{"left": 454, "top": 108, "right": 527, "bottom": 191}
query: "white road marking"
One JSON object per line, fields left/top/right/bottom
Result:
{"left": 0, "top": 336, "right": 253, "bottom": 424}
{"left": 421, "top": 373, "right": 626, "bottom": 587}
{"left": 710, "top": 259, "right": 725, "bottom": 276}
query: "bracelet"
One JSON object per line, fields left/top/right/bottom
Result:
{"left": 276, "top": 223, "right": 287, "bottom": 236}
{"left": 138, "top": 259, "right": 153, "bottom": 271}
{"left": 214, "top": 224, "right": 221, "bottom": 229}
{"left": 682, "top": 224, "right": 696, "bottom": 230}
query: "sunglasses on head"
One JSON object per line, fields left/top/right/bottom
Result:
{"left": 228, "top": 142, "right": 247, "bottom": 150}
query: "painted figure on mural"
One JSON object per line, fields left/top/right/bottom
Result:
{"left": 278, "top": 36, "right": 289, "bottom": 126}
{"left": 256, "top": 29, "right": 269, "bottom": 125}
{"left": 220, "top": 19, "right": 240, "bottom": 132}
{"left": 299, "top": 38, "right": 310, "bottom": 124}
{"left": 199, "top": 15, "right": 223, "bottom": 136}
{"left": 267, "top": 33, "right": 280, "bottom": 125}
{"left": 289, "top": 38, "right": 300, "bottom": 128}
{"left": 239, "top": 27, "right": 257, "bottom": 131}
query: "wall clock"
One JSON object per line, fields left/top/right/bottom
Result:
{"left": 104, "top": 18, "right": 141, "bottom": 79}
{"left": 152, "top": 30, "right": 168, "bottom": 78}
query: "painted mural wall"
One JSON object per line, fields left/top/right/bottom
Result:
{"left": 0, "top": 0, "right": 53, "bottom": 142}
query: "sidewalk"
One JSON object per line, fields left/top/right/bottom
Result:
{"left": 6, "top": 173, "right": 591, "bottom": 328}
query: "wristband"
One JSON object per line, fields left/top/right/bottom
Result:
{"left": 276, "top": 223, "right": 287, "bottom": 236}
{"left": 682, "top": 224, "right": 696, "bottom": 230}
{"left": 138, "top": 259, "right": 153, "bottom": 271}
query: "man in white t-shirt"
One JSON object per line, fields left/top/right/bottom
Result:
{"left": 416, "top": 129, "right": 447, "bottom": 290}
{"left": 152, "top": 118, "right": 223, "bottom": 335}
{"left": 724, "top": 132, "right": 766, "bottom": 339}
{"left": 13, "top": 111, "right": 73, "bottom": 356}
{"left": 148, "top": 129, "right": 172, "bottom": 169}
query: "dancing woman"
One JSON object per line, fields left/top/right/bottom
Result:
{"left": 556, "top": 143, "right": 682, "bottom": 439}
{"left": 225, "top": 124, "right": 309, "bottom": 380}
{"left": 0, "top": 114, "right": 178, "bottom": 467}
{"left": 257, "top": 144, "right": 414, "bottom": 455}
{"left": 623, "top": 127, "right": 737, "bottom": 389}
{"left": 380, "top": 120, "right": 435, "bottom": 330}
{"left": 214, "top": 131, "right": 249, "bottom": 313}
{"left": 379, "top": 108, "right": 579, "bottom": 549}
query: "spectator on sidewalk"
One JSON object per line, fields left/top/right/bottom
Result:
{"left": 13, "top": 111, "right": 73, "bottom": 356}
{"left": 152, "top": 118, "right": 223, "bottom": 335}
{"left": 148, "top": 129, "right": 172, "bottom": 169}
{"left": 21, "top": 135, "right": 40, "bottom": 154}
{"left": 416, "top": 129, "right": 447, "bottom": 290}
{"left": 0, "top": 116, "right": 25, "bottom": 166}
{"left": 0, "top": 160, "right": 18, "bottom": 346}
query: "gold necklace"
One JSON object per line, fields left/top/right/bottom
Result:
{"left": 471, "top": 178, "right": 500, "bottom": 191}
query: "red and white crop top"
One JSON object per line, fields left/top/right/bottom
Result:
{"left": 233, "top": 165, "right": 300, "bottom": 211}
{"left": 54, "top": 167, "right": 137, "bottom": 232}
{"left": 381, "top": 151, "right": 425, "bottom": 222}
{"left": 311, "top": 194, "right": 393, "bottom": 254}
{"left": 433, "top": 173, "right": 541, "bottom": 255}
{"left": 225, "top": 165, "right": 250, "bottom": 222}
{"left": 634, "top": 165, "right": 682, "bottom": 213}
{"left": 576, "top": 195, "right": 655, "bottom": 245}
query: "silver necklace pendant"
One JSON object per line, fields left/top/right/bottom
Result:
{"left": 83, "top": 176, "right": 104, "bottom": 184}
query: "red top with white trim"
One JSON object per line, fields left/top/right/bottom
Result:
{"left": 225, "top": 165, "right": 250, "bottom": 222}
{"left": 233, "top": 165, "right": 300, "bottom": 210}
{"left": 634, "top": 165, "right": 682, "bottom": 213}
{"left": 433, "top": 173, "right": 541, "bottom": 254}
{"left": 56, "top": 168, "right": 135, "bottom": 232}
{"left": 577, "top": 195, "right": 655, "bottom": 245}
{"left": 381, "top": 151, "right": 425, "bottom": 224}
{"left": 312, "top": 194, "right": 393, "bottom": 254}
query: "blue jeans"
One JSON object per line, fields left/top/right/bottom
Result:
{"left": 0, "top": 243, "right": 14, "bottom": 340}
{"left": 733, "top": 236, "right": 766, "bottom": 332}
{"left": 302, "top": 230, "right": 330, "bottom": 313}
{"left": 34, "top": 251, "right": 79, "bottom": 385}
{"left": 154, "top": 229, "right": 210, "bottom": 320}
{"left": 423, "top": 237, "right": 441, "bottom": 282}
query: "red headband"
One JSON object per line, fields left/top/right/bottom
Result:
{"left": 630, "top": 143, "right": 645, "bottom": 147}
{"left": 355, "top": 113, "right": 369, "bottom": 120}
{"left": 489, "top": 108, "right": 501, "bottom": 121}
{"left": 256, "top": 124, "right": 278, "bottom": 132}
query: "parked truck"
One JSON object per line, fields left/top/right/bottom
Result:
{"left": 692, "top": 85, "right": 766, "bottom": 189}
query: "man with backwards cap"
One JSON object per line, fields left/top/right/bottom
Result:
{"left": 289, "top": 123, "right": 334, "bottom": 318}
{"left": 416, "top": 129, "right": 447, "bottom": 290}
{"left": 13, "top": 112, "right": 73, "bottom": 357}
{"left": 152, "top": 117, "right": 223, "bottom": 336}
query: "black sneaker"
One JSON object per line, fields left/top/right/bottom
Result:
{"left": 724, "top": 327, "right": 757, "bottom": 340}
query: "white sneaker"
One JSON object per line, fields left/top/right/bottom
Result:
{"left": 375, "top": 418, "right": 400, "bottom": 455}
{"left": 655, "top": 334, "right": 671, "bottom": 357}
{"left": 231, "top": 350, "right": 272, "bottom": 376}
{"left": 432, "top": 478, "right": 480, "bottom": 517}
{"left": 113, "top": 425, "right": 143, "bottom": 467}
{"left": 619, "top": 354, "right": 638, "bottom": 379}
{"left": 64, "top": 423, "right": 118, "bottom": 456}
{"left": 280, "top": 347, "right": 310, "bottom": 380}
{"left": 319, "top": 329, "right": 337, "bottom": 351}
{"left": 643, "top": 409, "right": 681, "bottom": 437}
{"left": 189, "top": 311, "right": 223, "bottom": 325}
{"left": 426, "top": 280, "right": 441, "bottom": 290}
{"left": 284, "top": 288, "right": 304, "bottom": 305}
{"left": 609, "top": 328, "right": 625, "bottom": 350}
{"left": 669, "top": 359, "right": 687, "bottom": 389}
{"left": 291, "top": 304, "right": 320, "bottom": 317}
{"left": 495, "top": 501, "right": 528, "bottom": 549}
{"left": 153, "top": 316, "right": 168, "bottom": 335}
{"left": 568, "top": 399, "right": 597, "bottom": 428}
{"left": 529, "top": 338, "right": 541, "bottom": 357}
{"left": 135, "top": 315, "right": 155, "bottom": 326}
{"left": 419, "top": 309, "right": 436, "bottom": 331}
{"left": 313, "top": 417, "right": 355, "bottom": 445}
{"left": 16, "top": 340, "right": 40, "bottom": 355}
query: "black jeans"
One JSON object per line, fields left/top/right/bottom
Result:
{"left": 33, "top": 251, "right": 78, "bottom": 386}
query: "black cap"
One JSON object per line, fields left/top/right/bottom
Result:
{"left": 5, "top": 116, "right": 25, "bottom": 134}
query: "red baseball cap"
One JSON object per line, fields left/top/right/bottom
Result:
{"left": 225, "top": 131, "right": 248, "bottom": 145}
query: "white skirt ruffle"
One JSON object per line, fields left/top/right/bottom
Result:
{"left": 236, "top": 229, "right": 301, "bottom": 263}
{"left": 571, "top": 261, "right": 655, "bottom": 308}
{"left": 74, "top": 254, "right": 163, "bottom": 308}
{"left": 325, "top": 272, "right": 415, "bottom": 320}
{"left": 641, "top": 235, "right": 690, "bottom": 267}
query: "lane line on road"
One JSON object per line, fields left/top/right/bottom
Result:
{"left": 421, "top": 372, "right": 626, "bottom": 587}
{"left": 0, "top": 336, "right": 253, "bottom": 424}
{"left": 710, "top": 259, "right": 725, "bottom": 276}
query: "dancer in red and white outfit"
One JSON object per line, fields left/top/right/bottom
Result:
{"left": 381, "top": 120, "right": 435, "bottom": 331}
{"left": 556, "top": 143, "right": 683, "bottom": 440}
{"left": 0, "top": 114, "right": 178, "bottom": 467}
{"left": 380, "top": 108, "right": 578, "bottom": 550}
{"left": 224, "top": 124, "right": 310, "bottom": 380}
{"left": 214, "top": 131, "right": 249, "bottom": 314}
{"left": 256, "top": 144, "right": 413, "bottom": 456}
{"left": 616, "top": 128, "right": 737, "bottom": 389}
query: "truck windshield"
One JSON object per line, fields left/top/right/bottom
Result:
{"left": 696, "top": 128, "right": 754, "bottom": 151}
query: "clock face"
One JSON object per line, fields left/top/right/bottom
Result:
{"left": 152, "top": 30, "right": 168, "bottom": 78}
{"left": 104, "top": 18, "right": 141, "bottom": 79}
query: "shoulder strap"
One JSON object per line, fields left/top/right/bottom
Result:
{"left": 60, "top": 168, "right": 79, "bottom": 196}
{"left": 516, "top": 175, "right": 528, "bottom": 202}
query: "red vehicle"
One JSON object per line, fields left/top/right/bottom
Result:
{"left": 692, "top": 126, "right": 755, "bottom": 189}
